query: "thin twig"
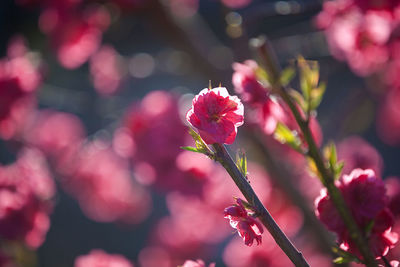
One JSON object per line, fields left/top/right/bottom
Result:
{"left": 212, "top": 143, "right": 310, "bottom": 267}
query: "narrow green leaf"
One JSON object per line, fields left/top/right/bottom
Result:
{"left": 289, "top": 89, "right": 307, "bottom": 113}
{"left": 180, "top": 146, "right": 199, "bottom": 152}
{"left": 365, "top": 220, "right": 375, "bottom": 236}
{"left": 274, "top": 123, "right": 302, "bottom": 152}
{"left": 329, "top": 142, "right": 337, "bottom": 168}
{"left": 334, "top": 161, "right": 344, "bottom": 180}
{"left": 236, "top": 150, "right": 248, "bottom": 177}
{"left": 279, "top": 66, "right": 296, "bottom": 86}
{"left": 332, "top": 246, "right": 361, "bottom": 263}
{"left": 333, "top": 257, "right": 347, "bottom": 264}
{"left": 255, "top": 67, "right": 271, "bottom": 86}
{"left": 310, "top": 83, "right": 326, "bottom": 110}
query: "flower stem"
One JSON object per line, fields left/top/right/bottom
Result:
{"left": 212, "top": 143, "right": 310, "bottom": 267}
{"left": 252, "top": 36, "right": 378, "bottom": 267}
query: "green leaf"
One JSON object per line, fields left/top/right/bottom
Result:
{"left": 297, "top": 56, "right": 325, "bottom": 114}
{"left": 180, "top": 146, "right": 200, "bottom": 152}
{"left": 333, "top": 257, "right": 349, "bottom": 264}
{"left": 332, "top": 246, "right": 361, "bottom": 264}
{"left": 334, "top": 161, "right": 344, "bottom": 180}
{"left": 323, "top": 142, "right": 344, "bottom": 180}
{"left": 289, "top": 89, "right": 307, "bottom": 114}
{"left": 279, "top": 66, "right": 296, "bottom": 86}
{"left": 274, "top": 123, "right": 303, "bottom": 153}
{"left": 236, "top": 150, "right": 248, "bottom": 177}
{"left": 365, "top": 220, "right": 375, "bottom": 236}
{"left": 309, "top": 83, "right": 326, "bottom": 110}
{"left": 255, "top": 66, "right": 271, "bottom": 87}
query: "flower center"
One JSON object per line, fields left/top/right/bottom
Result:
{"left": 210, "top": 114, "right": 221, "bottom": 122}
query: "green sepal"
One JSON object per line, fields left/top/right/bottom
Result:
{"left": 183, "top": 128, "right": 214, "bottom": 157}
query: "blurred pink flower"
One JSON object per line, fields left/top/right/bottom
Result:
{"left": 23, "top": 110, "right": 86, "bottom": 165}
{"left": 121, "top": 90, "right": 190, "bottom": 193}
{"left": 223, "top": 237, "right": 291, "bottom": 267}
{"left": 61, "top": 140, "right": 151, "bottom": 224}
{"left": 181, "top": 259, "right": 215, "bottom": 267}
{"left": 39, "top": 6, "right": 110, "bottom": 69}
{"left": 261, "top": 96, "right": 323, "bottom": 147}
{"left": 224, "top": 198, "right": 263, "bottom": 246}
{"left": 315, "top": 168, "right": 398, "bottom": 258}
{"left": 337, "top": 136, "right": 384, "bottom": 178}
{"left": 223, "top": 231, "right": 332, "bottom": 267}
{"left": 232, "top": 60, "right": 268, "bottom": 106}
{"left": 353, "top": 0, "right": 400, "bottom": 12}
{"left": 0, "top": 38, "right": 40, "bottom": 140}
{"left": 316, "top": 0, "right": 399, "bottom": 76}
{"left": 90, "top": 45, "right": 125, "bottom": 96}
{"left": 220, "top": 0, "right": 251, "bottom": 9}
{"left": 0, "top": 148, "right": 55, "bottom": 248}
{"left": 74, "top": 250, "right": 134, "bottom": 267}
{"left": 186, "top": 87, "right": 244, "bottom": 145}
{"left": 377, "top": 87, "right": 400, "bottom": 145}
{"left": 385, "top": 177, "right": 400, "bottom": 218}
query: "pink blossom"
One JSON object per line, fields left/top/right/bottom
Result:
{"left": 315, "top": 168, "right": 398, "bottom": 258}
{"left": 121, "top": 91, "right": 190, "bottom": 193}
{"left": 0, "top": 148, "right": 55, "bottom": 248}
{"left": 316, "top": 0, "right": 398, "bottom": 76}
{"left": 385, "top": 177, "right": 400, "bottom": 218}
{"left": 23, "top": 110, "right": 86, "bottom": 164}
{"left": 337, "top": 136, "right": 384, "bottom": 178}
{"left": 74, "top": 250, "right": 134, "bottom": 267}
{"left": 224, "top": 198, "right": 263, "bottom": 246}
{"left": 377, "top": 87, "right": 400, "bottom": 145}
{"left": 223, "top": 233, "right": 331, "bottom": 267}
{"left": 341, "top": 209, "right": 398, "bottom": 259}
{"left": 232, "top": 60, "right": 268, "bottom": 106}
{"left": 261, "top": 96, "right": 323, "bottom": 146}
{"left": 90, "top": 45, "right": 125, "bottom": 96}
{"left": 220, "top": 0, "right": 252, "bottom": 9}
{"left": 39, "top": 6, "right": 110, "bottom": 69}
{"left": 181, "top": 259, "right": 215, "bottom": 267}
{"left": 186, "top": 87, "right": 244, "bottom": 145}
{"left": 61, "top": 140, "right": 151, "bottom": 224}
{"left": 379, "top": 261, "right": 399, "bottom": 267}
{"left": 0, "top": 38, "right": 41, "bottom": 139}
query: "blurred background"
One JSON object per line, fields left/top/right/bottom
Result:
{"left": 1, "top": 0, "right": 400, "bottom": 266}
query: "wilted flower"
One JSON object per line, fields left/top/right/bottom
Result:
{"left": 186, "top": 87, "right": 244, "bottom": 145}
{"left": 224, "top": 198, "right": 263, "bottom": 246}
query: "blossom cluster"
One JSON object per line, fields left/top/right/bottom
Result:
{"left": 316, "top": 169, "right": 398, "bottom": 259}
{"left": 317, "top": 0, "right": 400, "bottom": 145}
{"left": 2, "top": 0, "right": 400, "bottom": 265}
